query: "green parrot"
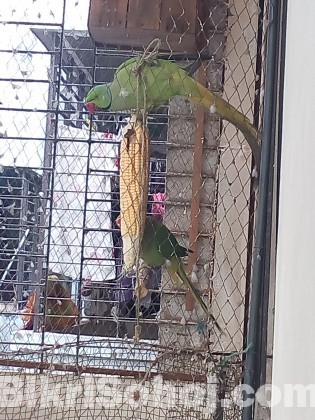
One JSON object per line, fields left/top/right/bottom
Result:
{"left": 116, "top": 215, "right": 223, "bottom": 333}
{"left": 86, "top": 56, "right": 260, "bottom": 170}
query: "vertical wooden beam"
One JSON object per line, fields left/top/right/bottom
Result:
{"left": 186, "top": 63, "right": 207, "bottom": 311}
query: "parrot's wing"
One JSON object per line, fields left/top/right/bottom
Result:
{"left": 146, "top": 217, "right": 191, "bottom": 260}
{"left": 147, "top": 217, "right": 181, "bottom": 259}
{"left": 175, "top": 245, "right": 193, "bottom": 258}
{"left": 156, "top": 52, "right": 211, "bottom": 76}
{"left": 115, "top": 56, "right": 200, "bottom": 88}
{"left": 165, "top": 264, "right": 183, "bottom": 288}
{"left": 115, "top": 56, "right": 140, "bottom": 75}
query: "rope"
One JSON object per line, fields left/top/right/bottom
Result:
{"left": 134, "top": 38, "right": 161, "bottom": 117}
{"left": 133, "top": 118, "right": 149, "bottom": 345}
{"left": 135, "top": 38, "right": 161, "bottom": 71}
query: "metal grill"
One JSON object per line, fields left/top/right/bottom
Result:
{"left": 0, "top": 0, "right": 274, "bottom": 419}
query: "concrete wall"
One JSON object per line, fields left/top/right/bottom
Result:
{"left": 212, "top": 0, "right": 259, "bottom": 353}
{"left": 158, "top": 0, "right": 259, "bottom": 369}
{"left": 144, "top": 13, "right": 262, "bottom": 410}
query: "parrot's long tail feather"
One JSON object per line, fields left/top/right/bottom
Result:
{"left": 177, "top": 263, "right": 208, "bottom": 314}
{"left": 182, "top": 78, "right": 261, "bottom": 171}
{"left": 177, "top": 263, "right": 224, "bottom": 335}
{"left": 209, "top": 314, "right": 224, "bottom": 336}
{"left": 168, "top": 267, "right": 183, "bottom": 288}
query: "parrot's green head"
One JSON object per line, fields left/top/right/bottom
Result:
{"left": 85, "top": 84, "right": 112, "bottom": 113}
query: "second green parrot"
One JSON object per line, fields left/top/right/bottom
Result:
{"left": 86, "top": 56, "right": 260, "bottom": 169}
{"left": 116, "top": 215, "right": 223, "bottom": 333}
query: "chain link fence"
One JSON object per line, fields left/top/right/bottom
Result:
{"left": 0, "top": 0, "right": 270, "bottom": 418}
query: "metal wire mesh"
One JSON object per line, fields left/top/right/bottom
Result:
{"left": 0, "top": 0, "right": 269, "bottom": 418}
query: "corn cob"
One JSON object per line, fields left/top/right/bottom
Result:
{"left": 119, "top": 114, "right": 150, "bottom": 272}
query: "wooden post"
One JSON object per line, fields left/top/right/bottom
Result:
{"left": 186, "top": 63, "right": 207, "bottom": 311}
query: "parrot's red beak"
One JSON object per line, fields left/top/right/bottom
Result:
{"left": 115, "top": 216, "right": 121, "bottom": 228}
{"left": 86, "top": 102, "right": 99, "bottom": 114}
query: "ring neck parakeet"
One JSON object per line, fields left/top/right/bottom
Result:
{"left": 116, "top": 215, "right": 223, "bottom": 333}
{"left": 86, "top": 56, "right": 260, "bottom": 170}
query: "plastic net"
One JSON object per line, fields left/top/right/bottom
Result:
{"left": 0, "top": 0, "right": 268, "bottom": 418}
